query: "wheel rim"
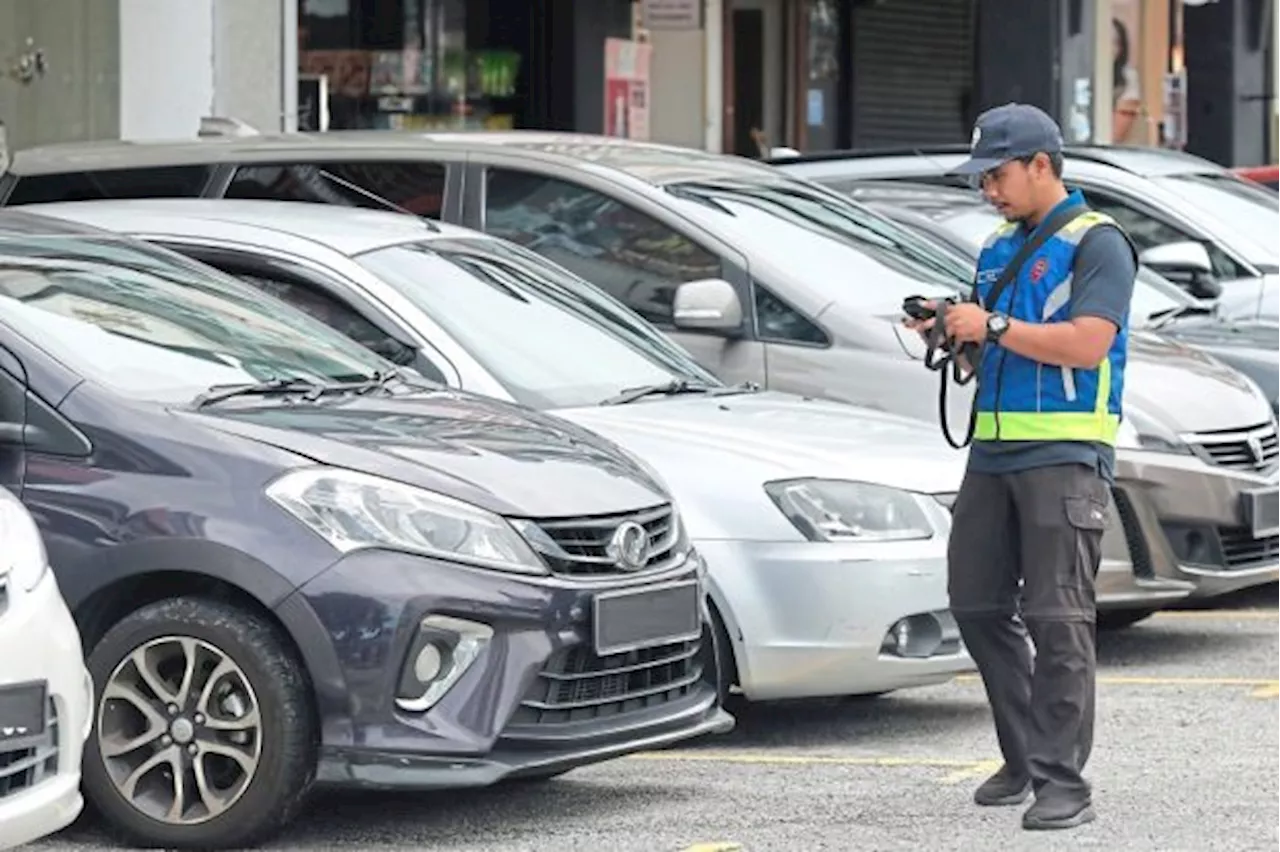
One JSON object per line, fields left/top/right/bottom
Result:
{"left": 97, "top": 635, "right": 263, "bottom": 825}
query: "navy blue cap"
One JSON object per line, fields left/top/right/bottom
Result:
{"left": 949, "top": 103, "right": 1064, "bottom": 176}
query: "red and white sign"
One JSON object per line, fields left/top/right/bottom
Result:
{"left": 604, "top": 38, "right": 652, "bottom": 141}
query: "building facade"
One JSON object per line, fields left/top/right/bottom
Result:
{"left": 0, "top": 0, "right": 1272, "bottom": 166}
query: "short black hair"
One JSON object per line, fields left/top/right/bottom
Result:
{"left": 1016, "top": 151, "right": 1065, "bottom": 179}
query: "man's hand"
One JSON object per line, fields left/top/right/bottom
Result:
{"left": 943, "top": 302, "right": 991, "bottom": 344}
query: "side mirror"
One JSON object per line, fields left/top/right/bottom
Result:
{"left": 1139, "top": 241, "right": 1222, "bottom": 299}
{"left": 672, "top": 279, "right": 744, "bottom": 334}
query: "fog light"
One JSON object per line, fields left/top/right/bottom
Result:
{"left": 881, "top": 613, "right": 944, "bottom": 658}
{"left": 413, "top": 643, "right": 443, "bottom": 683}
{"left": 395, "top": 615, "right": 493, "bottom": 713}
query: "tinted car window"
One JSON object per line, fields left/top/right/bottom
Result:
{"left": 5, "top": 166, "right": 213, "bottom": 205}
{"left": 754, "top": 284, "right": 828, "bottom": 344}
{"left": 1077, "top": 186, "right": 1250, "bottom": 281}
{"left": 483, "top": 168, "right": 723, "bottom": 325}
{"left": 226, "top": 162, "right": 446, "bottom": 218}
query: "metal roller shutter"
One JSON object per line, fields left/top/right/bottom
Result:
{"left": 851, "top": 0, "right": 976, "bottom": 148}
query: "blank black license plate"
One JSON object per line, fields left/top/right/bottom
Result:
{"left": 0, "top": 681, "right": 46, "bottom": 741}
{"left": 593, "top": 580, "right": 702, "bottom": 656}
{"left": 1244, "top": 486, "right": 1280, "bottom": 538}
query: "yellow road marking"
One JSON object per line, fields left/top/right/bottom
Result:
{"left": 956, "top": 674, "right": 1278, "bottom": 688}
{"left": 1152, "top": 609, "right": 1277, "bottom": 620}
{"left": 629, "top": 750, "right": 998, "bottom": 784}
{"left": 680, "top": 844, "right": 744, "bottom": 852}
{"left": 1250, "top": 683, "right": 1279, "bottom": 699}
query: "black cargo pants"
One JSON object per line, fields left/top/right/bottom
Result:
{"left": 947, "top": 462, "right": 1110, "bottom": 806}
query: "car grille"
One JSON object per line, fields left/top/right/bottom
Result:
{"left": 521, "top": 504, "right": 682, "bottom": 577}
{"left": 0, "top": 698, "right": 58, "bottom": 800}
{"left": 1184, "top": 421, "right": 1279, "bottom": 472}
{"left": 510, "top": 636, "right": 707, "bottom": 726}
{"left": 1218, "top": 526, "right": 1280, "bottom": 570}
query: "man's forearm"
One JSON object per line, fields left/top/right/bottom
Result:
{"left": 997, "top": 318, "right": 1106, "bottom": 369}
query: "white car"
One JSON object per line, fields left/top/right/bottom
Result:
{"left": 29, "top": 198, "right": 977, "bottom": 704}
{"left": 0, "top": 487, "right": 93, "bottom": 849}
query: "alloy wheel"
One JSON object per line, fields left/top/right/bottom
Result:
{"left": 97, "top": 635, "right": 263, "bottom": 825}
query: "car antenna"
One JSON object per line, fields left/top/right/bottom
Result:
{"left": 317, "top": 167, "right": 441, "bottom": 232}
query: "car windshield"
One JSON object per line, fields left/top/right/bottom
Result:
{"left": 355, "top": 237, "right": 721, "bottom": 409}
{"left": 0, "top": 233, "right": 388, "bottom": 402}
{"left": 1153, "top": 173, "right": 1280, "bottom": 262}
{"left": 664, "top": 178, "right": 970, "bottom": 306}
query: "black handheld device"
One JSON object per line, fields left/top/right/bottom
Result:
{"left": 901, "top": 295, "right": 936, "bottom": 321}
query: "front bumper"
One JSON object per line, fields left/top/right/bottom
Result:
{"left": 693, "top": 537, "right": 974, "bottom": 702}
{"left": 280, "top": 548, "right": 733, "bottom": 791}
{"left": 1111, "top": 450, "right": 1279, "bottom": 600}
{"left": 0, "top": 569, "right": 93, "bottom": 849}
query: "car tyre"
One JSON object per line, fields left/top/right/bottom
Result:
{"left": 1097, "top": 608, "right": 1157, "bottom": 630}
{"left": 708, "top": 604, "right": 746, "bottom": 713}
{"left": 82, "top": 596, "right": 317, "bottom": 850}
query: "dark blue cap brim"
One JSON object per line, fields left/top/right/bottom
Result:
{"left": 947, "top": 156, "right": 1010, "bottom": 176}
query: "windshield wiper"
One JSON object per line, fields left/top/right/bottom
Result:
{"left": 600, "top": 378, "right": 720, "bottom": 406}
{"left": 1146, "top": 302, "right": 1217, "bottom": 330}
{"left": 192, "top": 376, "right": 329, "bottom": 408}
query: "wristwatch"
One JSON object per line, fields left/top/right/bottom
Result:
{"left": 985, "top": 312, "right": 1011, "bottom": 344}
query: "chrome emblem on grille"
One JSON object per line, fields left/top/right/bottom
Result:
{"left": 1248, "top": 435, "right": 1265, "bottom": 464}
{"left": 607, "top": 521, "right": 649, "bottom": 571}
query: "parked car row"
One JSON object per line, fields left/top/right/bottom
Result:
{"left": 0, "top": 130, "right": 1275, "bottom": 849}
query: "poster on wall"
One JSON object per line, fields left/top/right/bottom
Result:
{"left": 604, "top": 38, "right": 652, "bottom": 141}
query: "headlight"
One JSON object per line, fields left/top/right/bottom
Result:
{"left": 1116, "top": 407, "right": 1190, "bottom": 454}
{"left": 0, "top": 494, "right": 49, "bottom": 593}
{"left": 266, "top": 468, "right": 548, "bottom": 575}
{"left": 764, "top": 478, "right": 934, "bottom": 542}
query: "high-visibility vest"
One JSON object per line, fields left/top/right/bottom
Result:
{"left": 973, "top": 191, "right": 1129, "bottom": 445}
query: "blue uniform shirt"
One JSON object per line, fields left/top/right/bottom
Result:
{"left": 967, "top": 208, "right": 1138, "bottom": 484}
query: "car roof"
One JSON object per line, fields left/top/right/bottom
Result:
{"left": 842, "top": 180, "right": 989, "bottom": 218}
{"left": 9, "top": 130, "right": 782, "bottom": 187}
{"left": 765, "top": 143, "right": 1229, "bottom": 177}
{"left": 0, "top": 207, "right": 114, "bottom": 239}
{"left": 17, "top": 198, "right": 490, "bottom": 256}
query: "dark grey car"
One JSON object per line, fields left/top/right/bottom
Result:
{"left": 0, "top": 208, "right": 730, "bottom": 849}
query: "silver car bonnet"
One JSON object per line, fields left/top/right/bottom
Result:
{"left": 558, "top": 390, "right": 968, "bottom": 498}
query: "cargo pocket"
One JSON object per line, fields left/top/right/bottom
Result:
{"left": 1061, "top": 494, "right": 1109, "bottom": 614}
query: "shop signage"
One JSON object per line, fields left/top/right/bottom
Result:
{"left": 641, "top": 0, "right": 702, "bottom": 31}
{"left": 604, "top": 38, "right": 652, "bottom": 141}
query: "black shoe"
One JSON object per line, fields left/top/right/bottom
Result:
{"left": 1021, "top": 796, "right": 1097, "bottom": 830}
{"left": 973, "top": 767, "right": 1032, "bottom": 806}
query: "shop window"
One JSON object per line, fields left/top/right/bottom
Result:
{"left": 225, "top": 162, "right": 446, "bottom": 218}
{"left": 754, "top": 283, "right": 828, "bottom": 346}
{"left": 5, "top": 166, "right": 213, "bottom": 205}
{"left": 482, "top": 168, "right": 723, "bottom": 325}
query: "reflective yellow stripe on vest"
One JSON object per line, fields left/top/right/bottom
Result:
{"left": 974, "top": 356, "right": 1120, "bottom": 444}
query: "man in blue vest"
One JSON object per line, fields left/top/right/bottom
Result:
{"left": 904, "top": 103, "right": 1136, "bottom": 831}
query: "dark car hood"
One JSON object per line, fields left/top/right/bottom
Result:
{"left": 1155, "top": 318, "right": 1279, "bottom": 410}
{"left": 172, "top": 388, "right": 666, "bottom": 518}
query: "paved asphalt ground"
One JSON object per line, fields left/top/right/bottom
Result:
{"left": 36, "top": 583, "right": 1278, "bottom": 852}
